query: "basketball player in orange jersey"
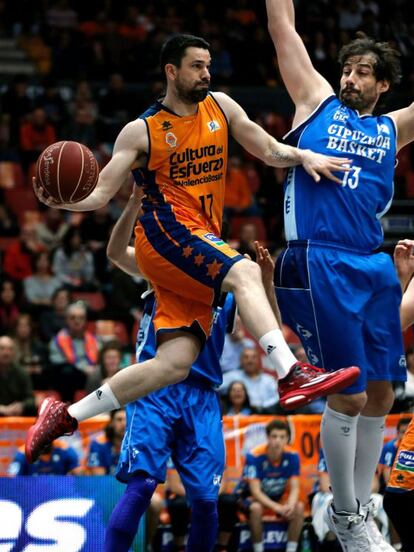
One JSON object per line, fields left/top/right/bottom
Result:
{"left": 27, "top": 34, "right": 359, "bottom": 464}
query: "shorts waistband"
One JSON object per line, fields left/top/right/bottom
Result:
{"left": 287, "top": 239, "right": 373, "bottom": 256}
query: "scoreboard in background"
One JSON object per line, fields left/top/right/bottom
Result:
{"left": 0, "top": 476, "right": 144, "bottom": 551}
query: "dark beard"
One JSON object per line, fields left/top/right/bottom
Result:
{"left": 176, "top": 83, "right": 209, "bottom": 104}
{"left": 339, "top": 88, "right": 373, "bottom": 112}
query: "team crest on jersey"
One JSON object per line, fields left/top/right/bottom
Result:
{"left": 207, "top": 120, "right": 221, "bottom": 132}
{"left": 377, "top": 123, "right": 390, "bottom": 135}
{"left": 165, "top": 131, "right": 177, "bottom": 148}
{"left": 204, "top": 233, "right": 225, "bottom": 246}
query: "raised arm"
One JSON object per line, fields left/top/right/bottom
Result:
{"left": 266, "top": 0, "right": 333, "bottom": 119}
{"left": 34, "top": 119, "right": 149, "bottom": 211}
{"left": 393, "top": 239, "right": 414, "bottom": 330}
{"left": 214, "top": 92, "right": 350, "bottom": 184}
{"left": 387, "top": 102, "right": 414, "bottom": 152}
{"left": 106, "top": 183, "right": 144, "bottom": 278}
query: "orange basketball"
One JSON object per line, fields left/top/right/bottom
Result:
{"left": 36, "top": 141, "right": 99, "bottom": 203}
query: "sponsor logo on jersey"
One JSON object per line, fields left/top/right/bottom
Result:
{"left": 204, "top": 233, "right": 225, "bottom": 246}
{"left": 377, "top": 123, "right": 390, "bottom": 135}
{"left": 207, "top": 120, "right": 221, "bottom": 132}
{"left": 165, "top": 132, "right": 177, "bottom": 148}
{"left": 161, "top": 120, "right": 173, "bottom": 131}
{"left": 396, "top": 450, "right": 414, "bottom": 472}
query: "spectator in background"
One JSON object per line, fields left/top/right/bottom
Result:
{"left": 3, "top": 224, "right": 44, "bottom": 283}
{"left": 36, "top": 77, "right": 68, "bottom": 136}
{"left": 8, "top": 440, "right": 79, "bottom": 475}
{"left": 85, "top": 341, "right": 123, "bottom": 393}
{"left": 87, "top": 408, "right": 126, "bottom": 475}
{"left": 220, "top": 347, "right": 278, "bottom": 413}
{"left": 98, "top": 73, "right": 132, "bottom": 142}
{"left": 220, "top": 315, "right": 255, "bottom": 374}
{"left": 64, "top": 105, "right": 98, "bottom": 151}
{"left": 19, "top": 107, "right": 56, "bottom": 173}
{"left": 35, "top": 208, "right": 68, "bottom": 252}
{"left": 224, "top": 156, "right": 254, "bottom": 217}
{"left": 0, "top": 280, "right": 20, "bottom": 334}
{"left": 237, "top": 222, "right": 258, "bottom": 261}
{"left": 12, "top": 313, "right": 47, "bottom": 375}
{"left": 80, "top": 204, "right": 113, "bottom": 283}
{"left": 221, "top": 380, "right": 253, "bottom": 415}
{"left": 52, "top": 227, "right": 96, "bottom": 290}
{"left": 0, "top": 203, "right": 19, "bottom": 237}
{"left": 0, "top": 335, "right": 35, "bottom": 416}
{"left": 38, "top": 287, "right": 71, "bottom": 342}
{"left": 237, "top": 420, "right": 304, "bottom": 552}
{"left": 379, "top": 417, "right": 411, "bottom": 486}
{"left": 23, "top": 251, "right": 61, "bottom": 309}
{"left": 1, "top": 74, "right": 33, "bottom": 148}
{"left": 49, "top": 301, "right": 100, "bottom": 401}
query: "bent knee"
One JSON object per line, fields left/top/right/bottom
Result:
{"left": 223, "top": 258, "right": 261, "bottom": 292}
{"left": 249, "top": 501, "right": 263, "bottom": 516}
{"left": 328, "top": 391, "right": 367, "bottom": 416}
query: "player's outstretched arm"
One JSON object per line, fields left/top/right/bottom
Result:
{"left": 214, "top": 92, "right": 350, "bottom": 184}
{"left": 266, "top": 0, "right": 332, "bottom": 115}
{"left": 388, "top": 102, "right": 414, "bottom": 152}
{"left": 34, "top": 119, "right": 148, "bottom": 211}
{"left": 107, "top": 183, "right": 144, "bottom": 278}
{"left": 255, "top": 241, "right": 282, "bottom": 326}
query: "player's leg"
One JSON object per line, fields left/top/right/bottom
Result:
{"left": 248, "top": 501, "right": 264, "bottom": 552}
{"left": 215, "top": 493, "right": 239, "bottom": 551}
{"left": 104, "top": 471, "right": 158, "bottom": 552}
{"left": 25, "top": 331, "right": 199, "bottom": 462}
{"left": 173, "top": 384, "right": 224, "bottom": 552}
{"left": 286, "top": 501, "right": 305, "bottom": 552}
{"left": 147, "top": 491, "right": 164, "bottom": 551}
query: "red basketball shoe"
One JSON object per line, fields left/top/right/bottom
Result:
{"left": 279, "top": 362, "right": 360, "bottom": 410}
{"left": 25, "top": 398, "right": 78, "bottom": 463}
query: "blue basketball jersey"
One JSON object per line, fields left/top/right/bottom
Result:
{"left": 88, "top": 436, "right": 120, "bottom": 475}
{"left": 136, "top": 291, "right": 236, "bottom": 387}
{"left": 283, "top": 95, "right": 396, "bottom": 251}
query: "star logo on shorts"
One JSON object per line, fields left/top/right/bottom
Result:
{"left": 194, "top": 253, "right": 205, "bottom": 266}
{"left": 207, "top": 259, "right": 223, "bottom": 279}
{"left": 182, "top": 245, "right": 193, "bottom": 258}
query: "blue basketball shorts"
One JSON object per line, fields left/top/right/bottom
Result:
{"left": 275, "top": 240, "right": 406, "bottom": 394}
{"left": 116, "top": 378, "right": 225, "bottom": 503}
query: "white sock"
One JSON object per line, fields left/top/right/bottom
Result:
{"left": 259, "top": 330, "right": 297, "bottom": 379}
{"left": 354, "top": 414, "right": 385, "bottom": 506}
{"left": 286, "top": 542, "right": 298, "bottom": 552}
{"left": 68, "top": 383, "right": 121, "bottom": 422}
{"left": 321, "top": 405, "right": 359, "bottom": 512}
{"left": 253, "top": 544, "right": 264, "bottom": 552}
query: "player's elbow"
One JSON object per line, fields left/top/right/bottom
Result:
{"left": 107, "top": 242, "right": 120, "bottom": 264}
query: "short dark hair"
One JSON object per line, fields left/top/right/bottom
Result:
{"left": 397, "top": 417, "right": 411, "bottom": 431}
{"left": 266, "top": 419, "right": 290, "bottom": 439}
{"left": 338, "top": 37, "right": 401, "bottom": 88}
{"left": 160, "top": 34, "right": 210, "bottom": 73}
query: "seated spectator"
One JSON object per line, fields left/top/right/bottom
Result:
{"left": 3, "top": 224, "right": 45, "bottom": 283}
{"left": 12, "top": 313, "right": 48, "bottom": 389}
{"left": 220, "top": 347, "right": 278, "bottom": 413}
{"left": 52, "top": 226, "right": 96, "bottom": 290}
{"left": 404, "top": 346, "right": 414, "bottom": 401}
{"left": 311, "top": 448, "right": 389, "bottom": 549}
{"left": 165, "top": 463, "right": 190, "bottom": 552}
{"left": 222, "top": 380, "right": 254, "bottom": 415}
{"left": 0, "top": 335, "right": 35, "bottom": 416}
{"left": 49, "top": 301, "right": 100, "bottom": 401}
{"left": 85, "top": 341, "right": 123, "bottom": 393}
{"left": 237, "top": 222, "right": 258, "bottom": 261}
{"left": 224, "top": 156, "right": 254, "bottom": 215}
{"left": 39, "top": 287, "right": 71, "bottom": 342}
{"left": 0, "top": 203, "right": 19, "bottom": 237}
{"left": 19, "top": 107, "right": 56, "bottom": 173}
{"left": 220, "top": 315, "right": 255, "bottom": 374}
{"left": 80, "top": 204, "right": 113, "bottom": 283}
{"left": 235, "top": 420, "right": 304, "bottom": 552}
{"left": 0, "top": 279, "right": 20, "bottom": 334}
{"left": 7, "top": 440, "right": 79, "bottom": 475}
{"left": 35, "top": 208, "right": 69, "bottom": 252}
{"left": 87, "top": 408, "right": 126, "bottom": 475}
{"left": 23, "top": 251, "right": 61, "bottom": 309}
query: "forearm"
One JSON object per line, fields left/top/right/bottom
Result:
{"left": 251, "top": 488, "right": 279, "bottom": 511}
{"left": 265, "top": 139, "right": 306, "bottom": 169}
{"left": 107, "top": 194, "right": 141, "bottom": 261}
{"left": 265, "top": 283, "right": 282, "bottom": 326}
{"left": 267, "top": 0, "right": 295, "bottom": 37}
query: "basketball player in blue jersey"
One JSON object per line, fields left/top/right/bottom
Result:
{"left": 266, "top": 2, "right": 414, "bottom": 551}
{"left": 102, "top": 184, "right": 278, "bottom": 552}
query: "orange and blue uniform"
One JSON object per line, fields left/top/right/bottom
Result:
{"left": 133, "top": 93, "right": 243, "bottom": 342}
{"left": 387, "top": 416, "right": 414, "bottom": 493}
